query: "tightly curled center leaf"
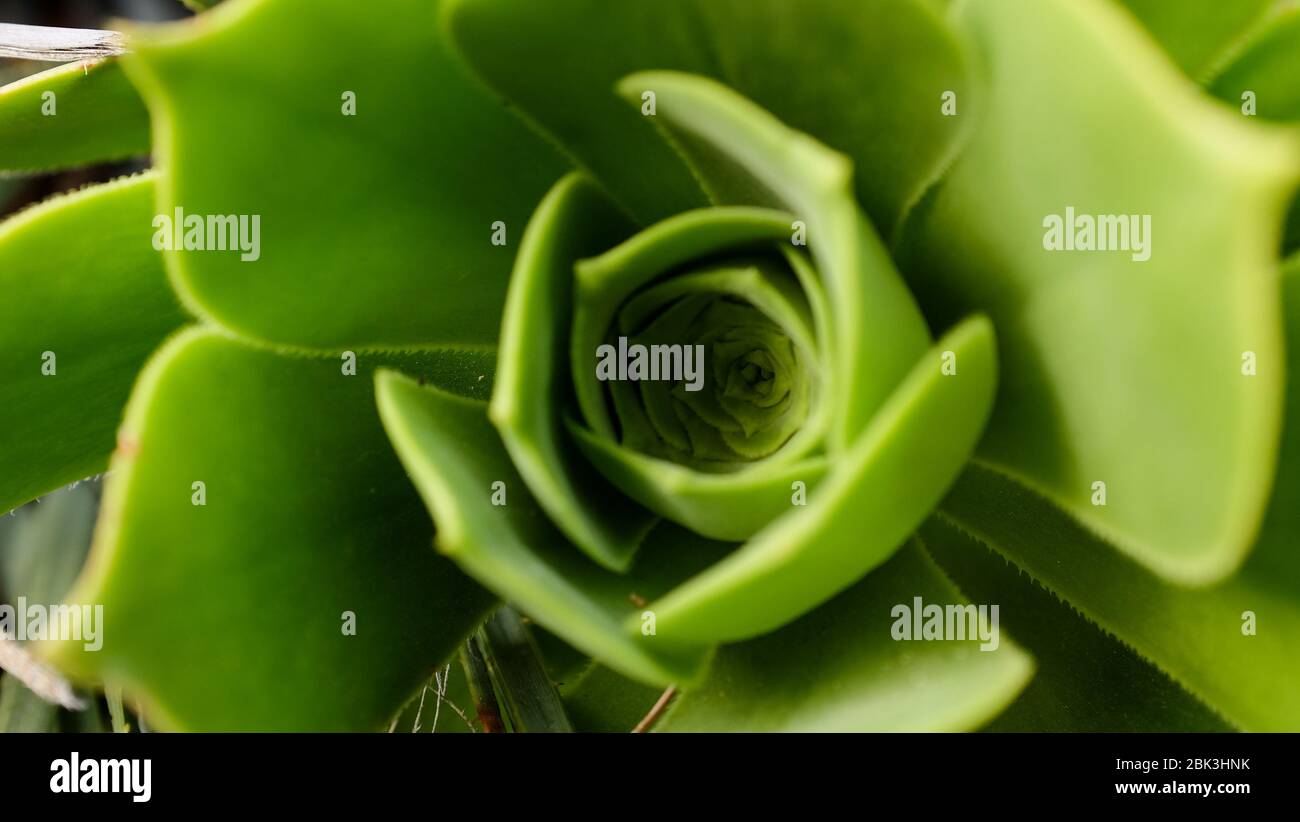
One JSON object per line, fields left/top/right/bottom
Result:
{"left": 591, "top": 254, "right": 817, "bottom": 469}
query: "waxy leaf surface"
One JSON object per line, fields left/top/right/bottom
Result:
{"left": 124, "top": 0, "right": 567, "bottom": 350}
{"left": 897, "top": 0, "right": 1300, "bottom": 583}
{"left": 0, "top": 173, "right": 184, "bottom": 513}
{"left": 49, "top": 331, "right": 495, "bottom": 731}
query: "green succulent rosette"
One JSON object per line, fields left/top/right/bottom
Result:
{"left": 1, "top": 0, "right": 1299, "bottom": 732}
{"left": 378, "top": 72, "right": 999, "bottom": 683}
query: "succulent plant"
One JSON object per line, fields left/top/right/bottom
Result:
{"left": 1, "top": 0, "right": 1299, "bottom": 732}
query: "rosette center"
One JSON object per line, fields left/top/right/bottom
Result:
{"left": 597, "top": 255, "right": 816, "bottom": 472}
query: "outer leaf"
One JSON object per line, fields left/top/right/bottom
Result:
{"left": 0, "top": 173, "right": 185, "bottom": 513}
{"left": 945, "top": 256, "right": 1300, "bottom": 734}
{"left": 0, "top": 58, "right": 149, "bottom": 173}
{"left": 917, "top": 517, "right": 1232, "bottom": 732}
{"left": 939, "top": 461, "right": 1300, "bottom": 731}
{"left": 446, "top": 0, "right": 972, "bottom": 235}
{"left": 657, "top": 543, "right": 1032, "bottom": 732}
{"left": 1118, "top": 0, "right": 1274, "bottom": 80}
{"left": 47, "top": 330, "right": 495, "bottom": 731}
{"left": 123, "top": 0, "right": 567, "bottom": 350}
{"left": 377, "top": 371, "right": 725, "bottom": 687}
{"left": 896, "top": 0, "right": 1300, "bottom": 584}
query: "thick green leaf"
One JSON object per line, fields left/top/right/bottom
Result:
{"left": 947, "top": 242, "right": 1300, "bottom": 735}
{"left": 918, "top": 517, "right": 1232, "bottom": 732}
{"left": 377, "top": 370, "right": 727, "bottom": 687}
{"left": 123, "top": 0, "right": 567, "bottom": 349}
{"left": 896, "top": 0, "right": 1300, "bottom": 584}
{"left": 490, "top": 172, "right": 656, "bottom": 572}
{"left": 569, "top": 425, "right": 828, "bottom": 545}
{"left": 446, "top": 0, "right": 971, "bottom": 235}
{"left": 0, "top": 58, "right": 149, "bottom": 173}
{"left": 939, "top": 461, "right": 1300, "bottom": 731}
{"left": 657, "top": 542, "right": 1032, "bottom": 732}
{"left": 0, "top": 173, "right": 185, "bottom": 514}
{"left": 47, "top": 330, "right": 495, "bottom": 731}
{"left": 944, "top": 256, "right": 1300, "bottom": 734}
{"left": 1118, "top": 0, "right": 1274, "bottom": 80}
